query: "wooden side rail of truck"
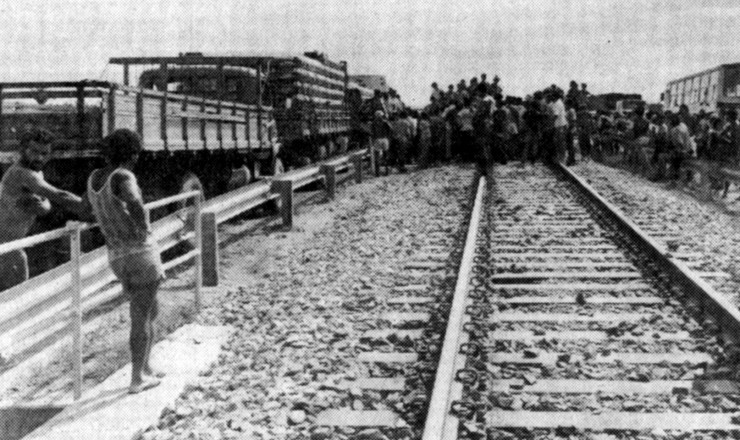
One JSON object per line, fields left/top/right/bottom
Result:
{"left": 0, "top": 80, "right": 280, "bottom": 198}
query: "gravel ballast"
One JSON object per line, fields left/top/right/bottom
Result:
{"left": 139, "top": 165, "right": 476, "bottom": 440}
{"left": 572, "top": 161, "right": 740, "bottom": 307}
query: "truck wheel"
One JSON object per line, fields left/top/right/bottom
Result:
{"left": 227, "top": 165, "right": 252, "bottom": 191}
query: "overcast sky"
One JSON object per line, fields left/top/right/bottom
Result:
{"left": 0, "top": 0, "right": 738, "bottom": 106}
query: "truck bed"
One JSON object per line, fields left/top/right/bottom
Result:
{"left": 0, "top": 81, "right": 275, "bottom": 161}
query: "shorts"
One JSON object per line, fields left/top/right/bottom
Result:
{"left": 109, "top": 247, "right": 165, "bottom": 287}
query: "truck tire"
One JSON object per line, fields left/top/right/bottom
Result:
{"left": 227, "top": 165, "right": 252, "bottom": 191}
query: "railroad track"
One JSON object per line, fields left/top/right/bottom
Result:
{"left": 305, "top": 162, "right": 740, "bottom": 439}
{"left": 420, "top": 163, "right": 740, "bottom": 440}
{"left": 572, "top": 165, "right": 737, "bottom": 301}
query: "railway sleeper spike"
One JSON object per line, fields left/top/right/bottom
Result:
{"left": 455, "top": 367, "right": 480, "bottom": 386}
{"left": 449, "top": 399, "right": 488, "bottom": 420}
{"left": 458, "top": 342, "right": 483, "bottom": 359}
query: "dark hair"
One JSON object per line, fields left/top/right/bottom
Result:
{"left": 669, "top": 113, "right": 681, "bottom": 126}
{"left": 103, "top": 129, "right": 142, "bottom": 166}
{"left": 19, "top": 127, "right": 55, "bottom": 150}
{"left": 634, "top": 106, "right": 645, "bottom": 117}
{"left": 726, "top": 109, "right": 738, "bottom": 121}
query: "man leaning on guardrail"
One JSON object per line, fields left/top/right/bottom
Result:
{"left": 79, "top": 128, "right": 166, "bottom": 395}
{"left": 0, "top": 128, "right": 84, "bottom": 291}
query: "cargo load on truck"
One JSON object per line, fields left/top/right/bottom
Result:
{"left": 0, "top": 51, "right": 393, "bottom": 202}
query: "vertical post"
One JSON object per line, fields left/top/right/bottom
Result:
{"left": 245, "top": 107, "right": 251, "bottom": 150}
{"left": 135, "top": 92, "right": 144, "bottom": 140}
{"left": 107, "top": 84, "right": 117, "bottom": 135}
{"left": 123, "top": 63, "right": 130, "bottom": 86}
{"left": 201, "top": 210, "right": 219, "bottom": 287}
{"left": 272, "top": 180, "right": 293, "bottom": 228}
{"left": 371, "top": 146, "right": 379, "bottom": 177}
{"left": 351, "top": 152, "right": 363, "bottom": 183}
{"left": 319, "top": 164, "right": 337, "bottom": 200}
{"left": 69, "top": 222, "right": 83, "bottom": 401}
{"left": 76, "top": 82, "right": 86, "bottom": 152}
{"left": 216, "top": 100, "right": 223, "bottom": 147}
{"left": 257, "top": 64, "right": 263, "bottom": 145}
{"left": 232, "top": 103, "right": 238, "bottom": 146}
{"left": 0, "top": 84, "right": 4, "bottom": 152}
{"left": 200, "top": 97, "right": 207, "bottom": 148}
{"left": 181, "top": 95, "right": 189, "bottom": 149}
{"left": 216, "top": 64, "right": 224, "bottom": 148}
{"left": 193, "top": 193, "right": 203, "bottom": 312}
{"left": 159, "top": 62, "right": 168, "bottom": 150}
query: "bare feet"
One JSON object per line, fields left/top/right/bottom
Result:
{"left": 129, "top": 377, "right": 161, "bottom": 394}
{"left": 143, "top": 368, "right": 166, "bottom": 379}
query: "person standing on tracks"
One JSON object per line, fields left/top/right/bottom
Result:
{"left": 472, "top": 84, "right": 494, "bottom": 175}
{"left": 430, "top": 82, "right": 442, "bottom": 102}
{"left": 417, "top": 112, "right": 433, "bottom": 168}
{"left": 456, "top": 98, "right": 475, "bottom": 162}
{"left": 81, "top": 129, "right": 166, "bottom": 394}
{"left": 668, "top": 113, "right": 695, "bottom": 180}
{"left": 371, "top": 110, "right": 392, "bottom": 176}
{"left": 0, "top": 128, "right": 84, "bottom": 291}
{"left": 390, "top": 110, "right": 414, "bottom": 172}
{"left": 429, "top": 110, "right": 447, "bottom": 165}
{"left": 545, "top": 90, "right": 568, "bottom": 163}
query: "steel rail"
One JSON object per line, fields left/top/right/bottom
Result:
{"left": 421, "top": 176, "right": 485, "bottom": 440}
{"left": 558, "top": 162, "right": 740, "bottom": 342}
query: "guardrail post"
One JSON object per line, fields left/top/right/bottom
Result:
{"left": 69, "top": 221, "right": 83, "bottom": 401}
{"left": 193, "top": 194, "right": 203, "bottom": 311}
{"left": 319, "top": 164, "right": 337, "bottom": 200}
{"left": 351, "top": 152, "right": 363, "bottom": 183}
{"left": 370, "top": 146, "right": 379, "bottom": 176}
{"left": 272, "top": 180, "right": 294, "bottom": 228}
{"left": 201, "top": 210, "right": 219, "bottom": 287}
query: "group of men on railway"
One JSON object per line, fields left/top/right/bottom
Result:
{"left": 589, "top": 103, "right": 740, "bottom": 189}
{"left": 0, "top": 128, "right": 165, "bottom": 394}
{"left": 417, "top": 75, "right": 594, "bottom": 174}
{"left": 418, "top": 74, "right": 740, "bottom": 187}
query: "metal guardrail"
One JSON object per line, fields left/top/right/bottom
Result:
{"left": 0, "top": 148, "right": 369, "bottom": 399}
{"left": 0, "top": 190, "right": 202, "bottom": 401}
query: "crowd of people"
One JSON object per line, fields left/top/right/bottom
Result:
{"left": 591, "top": 104, "right": 740, "bottom": 185}
{"left": 364, "top": 74, "right": 605, "bottom": 177}
{"left": 357, "top": 74, "right": 740, "bottom": 185}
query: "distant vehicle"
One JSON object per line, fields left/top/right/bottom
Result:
{"left": 664, "top": 63, "right": 740, "bottom": 114}
{"left": 0, "top": 52, "right": 392, "bottom": 200}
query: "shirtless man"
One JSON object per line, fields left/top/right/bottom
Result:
{"left": 0, "top": 128, "right": 83, "bottom": 291}
{"left": 82, "top": 129, "right": 165, "bottom": 394}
